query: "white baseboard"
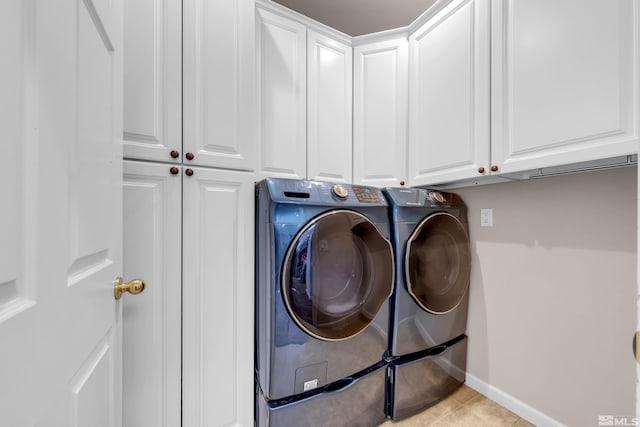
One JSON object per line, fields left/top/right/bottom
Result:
{"left": 465, "top": 373, "right": 566, "bottom": 427}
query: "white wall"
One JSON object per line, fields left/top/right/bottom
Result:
{"left": 455, "top": 166, "right": 637, "bottom": 426}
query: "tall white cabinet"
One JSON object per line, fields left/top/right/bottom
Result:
{"left": 353, "top": 35, "right": 409, "bottom": 187}
{"left": 256, "top": 6, "right": 307, "bottom": 179}
{"left": 183, "top": 0, "right": 257, "bottom": 170}
{"left": 123, "top": 0, "right": 255, "bottom": 426}
{"left": 122, "top": 161, "right": 182, "bottom": 427}
{"left": 407, "top": 0, "right": 491, "bottom": 186}
{"left": 182, "top": 168, "right": 254, "bottom": 427}
{"left": 123, "top": 0, "right": 181, "bottom": 163}
{"left": 307, "top": 29, "right": 353, "bottom": 183}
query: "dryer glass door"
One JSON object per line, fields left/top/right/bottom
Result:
{"left": 405, "top": 212, "right": 471, "bottom": 314}
{"left": 282, "top": 210, "right": 394, "bottom": 341}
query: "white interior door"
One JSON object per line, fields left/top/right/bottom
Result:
{"left": 0, "top": 0, "right": 125, "bottom": 425}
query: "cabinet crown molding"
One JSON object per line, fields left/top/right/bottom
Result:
{"left": 351, "top": 27, "right": 409, "bottom": 47}
{"left": 256, "top": 0, "right": 352, "bottom": 45}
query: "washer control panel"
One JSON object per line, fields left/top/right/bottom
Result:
{"left": 267, "top": 178, "right": 387, "bottom": 206}
{"left": 353, "top": 185, "right": 382, "bottom": 203}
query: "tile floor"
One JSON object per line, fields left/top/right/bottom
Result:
{"left": 380, "top": 385, "right": 535, "bottom": 427}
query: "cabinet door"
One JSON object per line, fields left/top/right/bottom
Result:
{"left": 353, "top": 37, "right": 408, "bottom": 187}
{"left": 408, "top": 0, "right": 490, "bottom": 186}
{"left": 123, "top": 161, "right": 182, "bottom": 427}
{"left": 256, "top": 6, "right": 307, "bottom": 179}
{"left": 491, "top": 0, "right": 639, "bottom": 173}
{"left": 123, "top": 0, "right": 181, "bottom": 163}
{"left": 182, "top": 167, "right": 254, "bottom": 427}
{"left": 307, "top": 29, "right": 353, "bottom": 183}
{"left": 183, "top": 0, "right": 256, "bottom": 170}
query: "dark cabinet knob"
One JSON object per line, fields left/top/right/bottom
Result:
{"left": 185, "top": 168, "right": 194, "bottom": 176}
{"left": 169, "top": 167, "right": 179, "bottom": 175}
{"left": 170, "top": 150, "right": 180, "bottom": 159}
{"left": 478, "top": 167, "right": 485, "bottom": 174}
{"left": 185, "top": 152, "right": 194, "bottom": 160}
{"left": 491, "top": 165, "right": 499, "bottom": 172}
{"left": 399, "top": 180, "right": 405, "bottom": 186}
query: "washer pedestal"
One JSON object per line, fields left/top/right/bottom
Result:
{"left": 257, "top": 365, "right": 387, "bottom": 427}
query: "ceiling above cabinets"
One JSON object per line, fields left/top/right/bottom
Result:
{"left": 271, "top": 0, "right": 438, "bottom": 36}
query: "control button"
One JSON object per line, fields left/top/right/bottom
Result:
{"left": 331, "top": 184, "right": 349, "bottom": 200}
{"left": 430, "top": 191, "right": 445, "bottom": 203}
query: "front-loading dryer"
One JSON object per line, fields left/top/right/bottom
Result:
{"left": 383, "top": 187, "right": 471, "bottom": 420}
{"left": 255, "top": 178, "right": 394, "bottom": 426}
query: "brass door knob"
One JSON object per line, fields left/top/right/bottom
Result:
{"left": 491, "top": 165, "right": 499, "bottom": 172}
{"left": 478, "top": 167, "right": 485, "bottom": 174}
{"left": 114, "top": 277, "right": 145, "bottom": 300}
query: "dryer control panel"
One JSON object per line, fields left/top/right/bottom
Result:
{"left": 383, "top": 187, "right": 452, "bottom": 207}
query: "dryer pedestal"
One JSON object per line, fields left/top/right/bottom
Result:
{"left": 389, "top": 335, "right": 467, "bottom": 420}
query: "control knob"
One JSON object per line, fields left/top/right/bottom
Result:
{"left": 430, "top": 191, "right": 445, "bottom": 203}
{"left": 331, "top": 184, "right": 349, "bottom": 200}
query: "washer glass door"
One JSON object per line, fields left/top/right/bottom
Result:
{"left": 405, "top": 212, "right": 471, "bottom": 314}
{"left": 282, "top": 210, "right": 394, "bottom": 341}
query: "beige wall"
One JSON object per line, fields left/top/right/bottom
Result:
{"left": 455, "top": 166, "right": 637, "bottom": 426}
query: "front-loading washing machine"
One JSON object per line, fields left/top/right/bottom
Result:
{"left": 383, "top": 187, "right": 471, "bottom": 420}
{"left": 255, "top": 178, "right": 395, "bottom": 426}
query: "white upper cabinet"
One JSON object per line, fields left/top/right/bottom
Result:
{"left": 307, "top": 29, "right": 353, "bottom": 183}
{"left": 183, "top": 0, "right": 257, "bottom": 170}
{"left": 123, "top": 0, "right": 181, "bottom": 163}
{"left": 491, "top": 0, "right": 639, "bottom": 173}
{"left": 408, "top": 0, "right": 491, "bottom": 186}
{"left": 353, "top": 36, "right": 409, "bottom": 188}
{"left": 256, "top": 6, "right": 307, "bottom": 179}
